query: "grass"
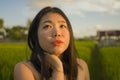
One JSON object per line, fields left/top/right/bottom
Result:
{"left": 0, "top": 41, "right": 120, "bottom": 80}
{"left": 75, "top": 40, "right": 95, "bottom": 63}
{"left": 100, "top": 47, "right": 120, "bottom": 80}
{"left": 0, "top": 42, "right": 31, "bottom": 80}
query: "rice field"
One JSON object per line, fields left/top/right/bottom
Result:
{"left": 0, "top": 42, "right": 31, "bottom": 80}
{"left": 0, "top": 41, "right": 120, "bottom": 80}
{"left": 100, "top": 47, "right": 120, "bottom": 80}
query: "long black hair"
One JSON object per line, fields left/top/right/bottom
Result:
{"left": 28, "top": 6, "right": 78, "bottom": 80}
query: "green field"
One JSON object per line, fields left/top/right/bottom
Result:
{"left": 0, "top": 41, "right": 120, "bottom": 80}
{"left": 0, "top": 42, "right": 31, "bottom": 80}
{"left": 100, "top": 47, "right": 120, "bottom": 80}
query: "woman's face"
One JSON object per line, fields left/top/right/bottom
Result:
{"left": 38, "top": 12, "right": 70, "bottom": 56}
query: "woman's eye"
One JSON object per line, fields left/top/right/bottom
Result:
{"left": 43, "top": 25, "right": 52, "bottom": 29}
{"left": 60, "top": 25, "right": 67, "bottom": 28}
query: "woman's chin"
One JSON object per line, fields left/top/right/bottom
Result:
{"left": 49, "top": 51, "right": 63, "bottom": 56}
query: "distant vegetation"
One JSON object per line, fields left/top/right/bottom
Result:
{"left": 0, "top": 18, "right": 32, "bottom": 41}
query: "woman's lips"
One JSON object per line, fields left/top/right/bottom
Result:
{"left": 52, "top": 40, "right": 63, "bottom": 46}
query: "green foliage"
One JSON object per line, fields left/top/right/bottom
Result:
{"left": 27, "top": 19, "right": 32, "bottom": 27}
{"left": 75, "top": 40, "right": 120, "bottom": 80}
{"left": 0, "top": 31, "right": 4, "bottom": 35}
{"left": 100, "top": 47, "right": 120, "bottom": 80}
{"left": 75, "top": 40, "right": 95, "bottom": 63}
{"left": 6, "top": 26, "right": 28, "bottom": 40}
{"left": 0, "top": 19, "right": 4, "bottom": 28}
{"left": 0, "top": 42, "right": 31, "bottom": 80}
{"left": 11, "top": 31, "right": 22, "bottom": 40}
{"left": 0, "top": 41, "right": 120, "bottom": 80}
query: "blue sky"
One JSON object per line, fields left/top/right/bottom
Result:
{"left": 0, "top": 0, "right": 120, "bottom": 38}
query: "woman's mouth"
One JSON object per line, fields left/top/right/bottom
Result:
{"left": 52, "top": 40, "right": 63, "bottom": 46}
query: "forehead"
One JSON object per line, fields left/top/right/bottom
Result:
{"left": 40, "top": 12, "right": 66, "bottom": 23}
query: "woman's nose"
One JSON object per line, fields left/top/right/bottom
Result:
{"left": 52, "top": 28, "right": 61, "bottom": 37}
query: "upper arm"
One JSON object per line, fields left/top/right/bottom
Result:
{"left": 77, "top": 58, "right": 90, "bottom": 80}
{"left": 14, "top": 62, "right": 35, "bottom": 80}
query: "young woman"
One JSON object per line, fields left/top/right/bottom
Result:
{"left": 14, "top": 6, "right": 90, "bottom": 80}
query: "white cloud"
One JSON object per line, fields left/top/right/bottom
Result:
{"left": 26, "top": 0, "right": 120, "bottom": 17}
{"left": 95, "top": 24, "right": 103, "bottom": 31}
{"left": 78, "top": 1, "right": 107, "bottom": 12}
{"left": 75, "top": 0, "right": 120, "bottom": 14}
{"left": 59, "top": 0, "right": 74, "bottom": 2}
{"left": 26, "top": 0, "right": 53, "bottom": 11}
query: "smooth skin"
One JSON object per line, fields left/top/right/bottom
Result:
{"left": 38, "top": 13, "right": 70, "bottom": 56}
{"left": 14, "top": 13, "right": 90, "bottom": 80}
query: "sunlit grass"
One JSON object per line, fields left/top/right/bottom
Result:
{"left": 0, "top": 42, "right": 31, "bottom": 80}
{"left": 0, "top": 41, "right": 120, "bottom": 80}
{"left": 100, "top": 47, "right": 120, "bottom": 80}
{"left": 75, "top": 40, "right": 95, "bottom": 63}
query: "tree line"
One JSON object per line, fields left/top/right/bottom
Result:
{"left": 0, "top": 18, "right": 32, "bottom": 41}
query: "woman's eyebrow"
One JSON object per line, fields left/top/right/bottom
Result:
{"left": 58, "top": 20, "right": 66, "bottom": 23}
{"left": 43, "top": 20, "right": 52, "bottom": 23}
{"left": 42, "top": 20, "right": 66, "bottom": 24}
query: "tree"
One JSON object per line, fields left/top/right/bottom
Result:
{"left": 27, "top": 19, "right": 32, "bottom": 27}
{"left": 8, "top": 26, "right": 28, "bottom": 41}
{"left": 0, "top": 19, "right": 4, "bottom": 28}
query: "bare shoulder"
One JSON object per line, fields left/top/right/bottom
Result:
{"left": 77, "top": 58, "right": 90, "bottom": 80}
{"left": 14, "top": 62, "right": 35, "bottom": 80}
{"left": 77, "top": 58, "right": 88, "bottom": 69}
